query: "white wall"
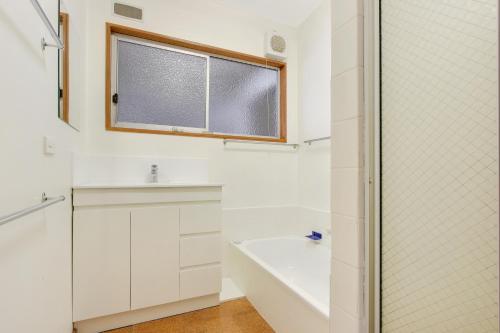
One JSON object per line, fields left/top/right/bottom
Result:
{"left": 299, "top": 0, "right": 332, "bottom": 142}
{"left": 0, "top": 0, "right": 329, "bottom": 330}
{"left": 81, "top": 0, "right": 336, "bottom": 276}
{"left": 83, "top": 0, "right": 300, "bottom": 210}
{"left": 82, "top": 0, "right": 308, "bottom": 279}
{"left": 297, "top": 0, "right": 332, "bottom": 234}
{"left": 0, "top": 0, "right": 85, "bottom": 332}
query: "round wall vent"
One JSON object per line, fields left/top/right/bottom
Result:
{"left": 271, "top": 35, "right": 287, "bottom": 53}
{"left": 266, "top": 32, "right": 287, "bottom": 60}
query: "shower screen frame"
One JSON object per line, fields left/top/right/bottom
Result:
{"left": 365, "top": 0, "right": 381, "bottom": 331}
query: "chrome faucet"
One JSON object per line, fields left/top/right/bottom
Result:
{"left": 150, "top": 164, "right": 159, "bottom": 183}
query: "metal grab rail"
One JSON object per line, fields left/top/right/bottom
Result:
{"left": 31, "top": 0, "right": 64, "bottom": 50}
{"left": 304, "top": 136, "right": 331, "bottom": 145}
{"left": 0, "top": 193, "right": 66, "bottom": 227}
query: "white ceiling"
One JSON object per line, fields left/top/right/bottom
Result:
{"left": 211, "top": 0, "right": 324, "bottom": 27}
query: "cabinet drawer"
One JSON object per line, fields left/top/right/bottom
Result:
{"left": 180, "top": 234, "right": 221, "bottom": 267}
{"left": 180, "top": 205, "right": 221, "bottom": 235}
{"left": 180, "top": 265, "right": 222, "bottom": 300}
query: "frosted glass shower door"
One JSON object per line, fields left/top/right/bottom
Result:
{"left": 380, "top": 0, "right": 499, "bottom": 332}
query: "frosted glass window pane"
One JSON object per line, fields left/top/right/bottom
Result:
{"left": 209, "top": 57, "right": 279, "bottom": 137}
{"left": 116, "top": 40, "right": 207, "bottom": 128}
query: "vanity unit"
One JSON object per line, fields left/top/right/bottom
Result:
{"left": 72, "top": 184, "right": 222, "bottom": 333}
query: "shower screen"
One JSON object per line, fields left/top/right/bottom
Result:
{"left": 380, "top": 0, "right": 499, "bottom": 332}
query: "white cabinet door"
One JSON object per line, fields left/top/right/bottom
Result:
{"left": 131, "top": 207, "right": 180, "bottom": 310}
{"left": 73, "top": 208, "right": 131, "bottom": 321}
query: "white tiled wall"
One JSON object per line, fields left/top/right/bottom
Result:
{"left": 332, "top": 214, "right": 364, "bottom": 268}
{"left": 332, "top": 0, "right": 363, "bottom": 30}
{"left": 332, "top": 68, "right": 364, "bottom": 122}
{"left": 73, "top": 154, "right": 209, "bottom": 185}
{"left": 332, "top": 17, "right": 364, "bottom": 77}
{"left": 331, "top": 0, "right": 365, "bottom": 332}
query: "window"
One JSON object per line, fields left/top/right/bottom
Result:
{"left": 106, "top": 23, "right": 287, "bottom": 142}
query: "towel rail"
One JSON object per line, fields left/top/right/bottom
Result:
{"left": 304, "top": 136, "right": 331, "bottom": 145}
{"left": 223, "top": 139, "right": 299, "bottom": 149}
{"left": 31, "top": 0, "right": 64, "bottom": 50}
{"left": 0, "top": 193, "right": 66, "bottom": 227}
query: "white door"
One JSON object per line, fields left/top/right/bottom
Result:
{"left": 73, "top": 208, "right": 131, "bottom": 321}
{"left": 131, "top": 207, "right": 180, "bottom": 310}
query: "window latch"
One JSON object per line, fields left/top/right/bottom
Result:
{"left": 112, "top": 93, "right": 119, "bottom": 104}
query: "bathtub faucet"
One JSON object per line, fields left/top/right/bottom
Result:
{"left": 305, "top": 231, "right": 322, "bottom": 242}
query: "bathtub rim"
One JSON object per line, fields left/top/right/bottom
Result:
{"left": 231, "top": 235, "right": 330, "bottom": 319}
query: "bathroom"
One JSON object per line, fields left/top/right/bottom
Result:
{"left": 0, "top": 0, "right": 498, "bottom": 333}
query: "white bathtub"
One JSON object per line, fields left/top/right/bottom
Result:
{"left": 230, "top": 236, "right": 330, "bottom": 333}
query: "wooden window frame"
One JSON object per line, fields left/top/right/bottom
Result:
{"left": 105, "top": 23, "right": 287, "bottom": 143}
{"left": 60, "top": 12, "right": 69, "bottom": 123}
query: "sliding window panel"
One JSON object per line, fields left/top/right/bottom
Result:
{"left": 116, "top": 39, "right": 208, "bottom": 129}
{"left": 209, "top": 57, "right": 280, "bottom": 138}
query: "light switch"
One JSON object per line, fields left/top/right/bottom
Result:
{"left": 44, "top": 136, "right": 56, "bottom": 155}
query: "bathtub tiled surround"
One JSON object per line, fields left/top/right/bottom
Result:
{"left": 222, "top": 206, "right": 331, "bottom": 277}
{"left": 331, "top": 0, "right": 365, "bottom": 332}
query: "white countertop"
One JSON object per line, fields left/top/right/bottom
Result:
{"left": 73, "top": 183, "right": 224, "bottom": 190}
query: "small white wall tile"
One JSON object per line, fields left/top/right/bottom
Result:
{"left": 332, "top": 214, "right": 363, "bottom": 267}
{"left": 332, "top": 16, "right": 364, "bottom": 76}
{"left": 331, "top": 305, "right": 361, "bottom": 333}
{"left": 332, "top": 0, "right": 363, "bottom": 29}
{"left": 331, "top": 168, "right": 364, "bottom": 218}
{"left": 332, "top": 259, "right": 362, "bottom": 315}
{"left": 333, "top": 68, "right": 364, "bottom": 121}
{"left": 332, "top": 117, "right": 364, "bottom": 168}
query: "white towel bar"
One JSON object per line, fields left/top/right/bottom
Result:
{"left": 0, "top": 193, "right": 66, "bottom": 227}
